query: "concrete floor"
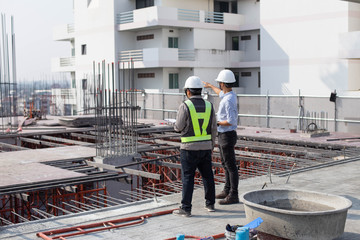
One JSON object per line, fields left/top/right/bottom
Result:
{"left": 1, "top": 157, "right": 360, "bottom": 240}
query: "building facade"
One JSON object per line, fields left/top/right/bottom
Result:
{"left": 52, "top": 0, "right": 261, "bottom": 114}
{"left": 52, "top": 0, "right": 360, "bottom": 114}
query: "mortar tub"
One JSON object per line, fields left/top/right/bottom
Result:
{"left": 240, "top": 189, "right": 352, "bottom": 240}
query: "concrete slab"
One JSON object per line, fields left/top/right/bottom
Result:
{"left": 0, "top": 163, "right": 85, "bottom": 187}
{"left": 0, "top": 146, "right": 96, "bottom": 167}
{"left": 1, "top": 158, "right": 360, "bottom": 240}
{"left": 236, "top": 126, "right": 360, "bottom": 148}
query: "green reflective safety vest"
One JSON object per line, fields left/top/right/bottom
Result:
{"left": 181, "top": 99, "right": 212, "bottom": 143}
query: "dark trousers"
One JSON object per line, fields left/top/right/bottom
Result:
{"left": 180, "top": 149, "right": 215, "bottom": 212}
{"left": 218, "top": 130, "right": 238, "bottom": 196}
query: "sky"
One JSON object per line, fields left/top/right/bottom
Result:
{"left": 0, "top": 0, "right": 74, "bottom": 82}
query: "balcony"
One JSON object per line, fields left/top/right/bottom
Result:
{"left": 117, "top": 48, "right": 259, "bottom": 68}
{"left": 339, "top": 31, "right": 360, "bottom": 59}
{"left": 53, "top": 24, "right": 74, "bottom": 41}
{"left": 117, "top": 6, "right": 245, "bottom": 32}
{"left": 51, "top": 57, "right": 75, "bottom": 72}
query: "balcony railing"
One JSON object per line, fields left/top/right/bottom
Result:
{"left": 117, "top": 6, "right": 243, "bottom": 28}
{"left": 117, "top": 10, "right": 134, "bottom": 24}
{"left": 178, "top": 9, "right": 200, "bottom": 22}
{"left": 119, "top": 50, "right": 143, "bottom": 62}
{"left": 67, "top": 24, "right": 75, "bottom": 33}
{"left": 53, "top": 23, "right": 75, "bottom": 41}
{"left": 60, "top": 57, "right": 75, "bottom": 67}
{"left": 117, "top": 48, "right": 251, "bottom": 68}
{"left": 205, "top": 12, "right": 224, "bottom": 24}
{"left": 178, "top": 49, "right": 195, "bottom": 61}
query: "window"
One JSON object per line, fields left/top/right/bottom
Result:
{"left": 138, "top": 73, "right": 155, "bottom": 78}
{"left": 81, "top": 44, "right": 87, "bottom": 55}
{"left": 258, "top": 72, "right": 261, "bottom": 88}
{"left": 233, "top": 72, "right": 240, "bottom": 87}
{"left": 258, "top": 34, "right": 260, "bottom": 50}
{"left": 82, "top": 79, "right": 87, "bottom": 90}
{"left": 232, "top": 37, "right": 239, "bottom": 51}
{"left": 241, "top": 72, "right": 251, "bottom": 77}
{"left": 168, "top": 37, "right": 178, "bottom": 48}
{"left": 219, "top": 2, "right": 229, "bottom": 13}
{"left": 169, "top": 73, "right": 179, "bottom": 89}
{"left": 136, "top": 0, "right": 154, "bottom": 9}
{"left": 137, "top": 34, "right": 154, "bottom": 41}
{"left": 72, "top": 79, "right": 76, "bottom": 88}
{"left": 241, "top": 35, "right": 251, "bottom": 41}
{"left": 231, "top": 1, "right": 238, "bottom": 13}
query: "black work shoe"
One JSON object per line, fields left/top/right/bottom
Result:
{"left": 218, "top": 196, "right": 239, "bottom": 205}
{"left": 215, "top": 191, "right": 229, "bottom": 199}
{"left": 205, "top": 204, "right": 215, "bottom": 212}
{"left": 173, "top": 207, "right": 191, "bottom": 217}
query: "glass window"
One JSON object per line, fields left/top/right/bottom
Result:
{"left": 231, "top": 1, "right": 238, "bottom": 13}
{"left": 232, "top": 37, "right": 239, "bottom": 50}
{"left": 136, "top": 0, "right": 154, "bottom": 9}
{"left": 168, "top": 37, "right": 178, "bottom": 48}
{"left": 81, "top": 44, "right": 87, "bottom": 55}
{"left": 169, "top": 73, "right": 179, "bottom": 89}
{"left": 233, "top": 72, "right": 240, "bottom": 87}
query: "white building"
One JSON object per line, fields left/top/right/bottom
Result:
{"left": 52, "top": 0, "right": 260, "bottom": 114}
{"left": 52, "top": 0, "right": 360, "bottom": 114}
{"left": 261, "top": 0, "right": 360, "bottom": 95}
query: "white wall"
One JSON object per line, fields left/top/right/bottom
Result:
{"left": 135, "top": 68, "right": 163, "bottom": 89}
{"left": 226, "top": 30, "right": 260, "bottom": 61}
{"left": 179, "top": 29, "right": 194, "bottom": 49}
{"left": 238, "top": 0, "right": 260, "bottom": 26}
{"left": 261, "top": 0, "right": 351, "bottom": 95}
{"left": 160, "top": 0, "right": 213, "bottom": 11}
{"left": 135, "top": 29, "right": 163, "bottom": 49}
{"left": 194, "top": 29, "right": 225, "bottom": 50}
{"left": 73, "top": 0, "right": 118, "bottom": 113}
{"left": 194, "top": 67, "right": 223, "bottom": 87}
{"left": 348, "top": 60, "right": 360, "bottom": 90}
{"left": 234, "top": 68, "right": 260, "bottom": 94}
{"left": 349, "top": 3, "right": 360, "bottom": 31}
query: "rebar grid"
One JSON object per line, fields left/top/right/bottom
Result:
{"left": 94, "top": 61, "right": 139, "bottom": 157}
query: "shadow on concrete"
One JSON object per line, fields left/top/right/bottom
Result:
{"left": 343, "top": 195, "right": 360, "bottom": 210}
{"left": 336, "top": 232, "right": 360, "bottom": 240}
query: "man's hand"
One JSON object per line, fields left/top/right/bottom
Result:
{"left": 202, "top": 81, "right": 221, "bottom": 95}
{"left": 202, "top": 81, "right": 212, "bottom": 88}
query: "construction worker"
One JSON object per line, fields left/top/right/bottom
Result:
{"left": 203, "top": 69, "right": 239, "bottom": 205}
{"left": 173, "top": 76, "right": 217, "bottom": 217}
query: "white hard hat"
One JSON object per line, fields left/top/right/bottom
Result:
{"left": 215, "top": 69, "right": 236, "bottom": 83}
{"left": 183, "top": 76, "right": 203, "bottom": 89}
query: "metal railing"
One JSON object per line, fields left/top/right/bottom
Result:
{"left": 117, "top": 11, "right": 134, "bottom": 24}
{"left": 59, "top": 57, "right": 75, "bottom": 67}
{"left": 137, "top": 91, "right": 360, "bottom": 133}
{"left": 178, "top": 9, "right": 200, "bottom": 22}
{"left": 67, "top": 24, "right": 74, "bottom": 33}
{"left": 119, "top": 50, "right": 143, "bottom": 62}
{"left": 178, "top": 49, "right": 195, "bottom": 61}
{"left": 205, "top": 11, "right": 224, "bottom": 24}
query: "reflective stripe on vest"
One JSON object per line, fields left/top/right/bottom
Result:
{"left": 181, "top": 99, "right": 212, "bottom": 143}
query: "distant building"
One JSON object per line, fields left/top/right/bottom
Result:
{"left": 52, "top": 0, "right": 360, "bottom": 114}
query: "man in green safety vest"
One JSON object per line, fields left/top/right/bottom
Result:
{"left": 172, "top": 76, "right": 217, "bottom": 217}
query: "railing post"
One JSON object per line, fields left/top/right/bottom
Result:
{"left": 162, "top": 90, "right": 165, "bottom": 120}
{"left": 266, "top": 90, "right": 270, "bottom": 128}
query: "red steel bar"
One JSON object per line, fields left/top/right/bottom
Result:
{"left": 36, "top": 209, "right": 177, "bottom": 240}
